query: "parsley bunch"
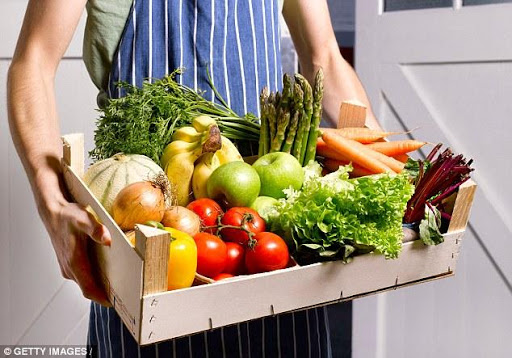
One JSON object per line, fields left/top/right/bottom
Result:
{"left": 90, "top": 69, "right": 260, "bottom": 163}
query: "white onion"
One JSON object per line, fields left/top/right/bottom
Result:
{"left": 161, "top": 206, "right": 201, "bottom": 237}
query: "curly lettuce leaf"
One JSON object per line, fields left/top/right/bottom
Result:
{"left": 270, "top": 163, "right": 415, "bottom": 263}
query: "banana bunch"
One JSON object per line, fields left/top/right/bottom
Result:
{"left": 162, "top": 116, "right": 222, "bottom": 206}
{"left": 192, "top": 136, "right": 243, "bottom": 198}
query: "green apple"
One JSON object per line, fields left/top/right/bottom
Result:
{"left": 252, "top": 152, "right": 304, "bottom": 199}
{"left": 207, "top": 161, "right": 261, "bottom": 207}
{"left": 250, "top": 196, "right": 278, "bottom": 219}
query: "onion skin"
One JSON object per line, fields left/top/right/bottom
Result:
{"left": 112, "top": 181, "right": 166, "bottom": 230}
{"left": 161, "top": 206, "right": 201, "bottom": 237}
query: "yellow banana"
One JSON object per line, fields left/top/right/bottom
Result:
{"left": 192, "top": 136, "right": 243, "bottom": 199}
{"left": 192, "top": 115, "right": 217, "bottom": 132}
{"left": 162, "top": 120, "right": 222, "bottom": 205}
{"left": 172, "top": 126, "right": 202, "bottom": 142}
{"left": 165, "top": 151, "right": 198, "bottom": 206}
{"left": 216, "top": 136, "right": 243, "bottom": 163}
{"left": 192, "top": 153, "right": 220, "bottom": 199}
{"left": 161, "top": 140, "right": 201, "bottom": 169}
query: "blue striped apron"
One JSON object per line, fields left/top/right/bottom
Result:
{"left": 88, "top": 0, "right": 332, "bottom": 356}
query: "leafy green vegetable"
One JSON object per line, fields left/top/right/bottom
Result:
{"left": 403, "top": 157, "right": 431, "bottom": 183}
{"left": 90, "top": 69, "right": 260, "bottom": 163}
{"left": 419, "top": 206, "right": 444, "bottom": 245}
{"left": 269, "top": 163, "right": 415, "bottom": 263}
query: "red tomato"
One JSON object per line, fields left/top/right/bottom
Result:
{"left": 245, "top": 232, "right": 289, "bottom": 274}
{"left": 213, "top": 273, "right": 234, "bottom": 281}
{"left": 223, "top": 242, "right": 245, "bottom": 275}
{"left": 187, "top": 199, "right": 223, "bottom": 234}
{"left": 220, "top": 207, "right": 266, "bottom": 245}
{"left": 193, "top": 233, "right": 227, "bottom": 278}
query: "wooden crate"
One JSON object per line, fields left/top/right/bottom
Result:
{"left": 61, "top": 103, "right": 476, "bottom": 345}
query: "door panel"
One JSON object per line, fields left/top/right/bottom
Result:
{"left": 354, "top": 1, "right": 512, "bottom": 357}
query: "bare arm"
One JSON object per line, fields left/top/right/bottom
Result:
{"left": 8, "top": 0, "right": 111, "bottom": 305}
{"left": 282, "top": 0, "right": 380, "bottom": 129}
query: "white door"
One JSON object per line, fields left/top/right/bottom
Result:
{"left": 0, "top": 0, "right": 99, "bottom": 345}
{"left": 354, "top": 1, "right": 512, "bottom": 358}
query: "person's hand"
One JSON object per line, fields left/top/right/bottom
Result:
{"left": 42, "top": 198, "right": 112, "bottom": 306}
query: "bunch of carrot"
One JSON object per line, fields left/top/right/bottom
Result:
{"left": 318, "top": 127, "right": 427, "bottom": 176}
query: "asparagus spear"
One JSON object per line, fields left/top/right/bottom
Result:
{"left": 267, "top": 92, "right": 277, "bottom": 142}
{"left": 293, "top": 74, "right": 313, "bottom": 162}
{"left": 270, "top": 74, "right": 294, "bottom": 152}
{"left": 303, "top": 69, "right": 324, "bottom": 165}
{"left": 282, "top": 83, "right": 303, "bottom": 153}
{"left": 278, "top": 74, "right": 294, "bottom": 114}
{"left": 271, "top": 112, "right": 291, "bottom": 152}
{"left": 259, "top": 87, "right": 270, "bottom": 156}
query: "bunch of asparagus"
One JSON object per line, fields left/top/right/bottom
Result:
{"left": 258, "top": 69, "right": 324, "bottom": 166}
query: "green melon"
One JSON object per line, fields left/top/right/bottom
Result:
{"left": 84, "top": 153, "right": 164, "bottom": 214}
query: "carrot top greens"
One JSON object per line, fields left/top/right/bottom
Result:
{"left": 90, "top": 69, "right": 260, "bottom": 163}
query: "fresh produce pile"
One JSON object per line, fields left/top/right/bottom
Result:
{"left": 84, "top": 69, "right": 473, "bottom": 292}
{"left": 316, "top": 128, "right": 473, "bottom": 246}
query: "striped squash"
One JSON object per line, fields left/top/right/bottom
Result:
{"left": 84, "top": 153, "right": 164, "bottom": 214}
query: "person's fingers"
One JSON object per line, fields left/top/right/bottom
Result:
{"left": 72, "top": 205, "right": 112, "bottom": 246}
{"left": 69, "top": 234, "right": 111, "bottom": 307}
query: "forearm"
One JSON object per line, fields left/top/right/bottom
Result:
{"left": 283, "top": 0, "right": 380, "bottom": 129}
{"left": 300, "top": 48, "right": 380, "bottom": 129}
{"left": 7, "top": 58, "right": 67, "bottom": 218}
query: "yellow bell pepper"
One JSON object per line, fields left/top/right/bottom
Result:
{"left": 164, "top": 227, "right": 197, "bottom": 290}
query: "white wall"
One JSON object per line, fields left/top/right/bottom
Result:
{"left": 0, "top": 0, "right": 98, "bottom": 345}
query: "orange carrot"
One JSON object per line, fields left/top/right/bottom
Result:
{"left": 321, "top": 127, "right": 406, "bottom": 143}
{"left": 393, "top": 154, "right": 409, "bottom": 163}
{"left": 317, "top": 138, "right": 350, "bottom": 161}
{"left": 365, "top": 140, "right": 426, "bottom": 156}
{"left": 323, "top": 158, "right": 374, "bottom": 177}
{"left": 321, "top": 131, "right": 393, "bottom": 174}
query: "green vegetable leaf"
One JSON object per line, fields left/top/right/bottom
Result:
{"left": 403, "top": 157, "right": 431, "bottom": 184}
{"left": 419, "top": 206, "right": 444, "bottom": 245}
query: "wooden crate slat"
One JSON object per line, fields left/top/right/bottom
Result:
{"left": 338, "top": 101, "right": 367, "bottom": 129}
{"left": 448, "top": 179, "right": 477, "bottom": 233}
{"left": 62, "top": 133, "right": 85, "bottom": 177}
{"left": 135, "top": 225, "right": 170, "bottom": 295}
